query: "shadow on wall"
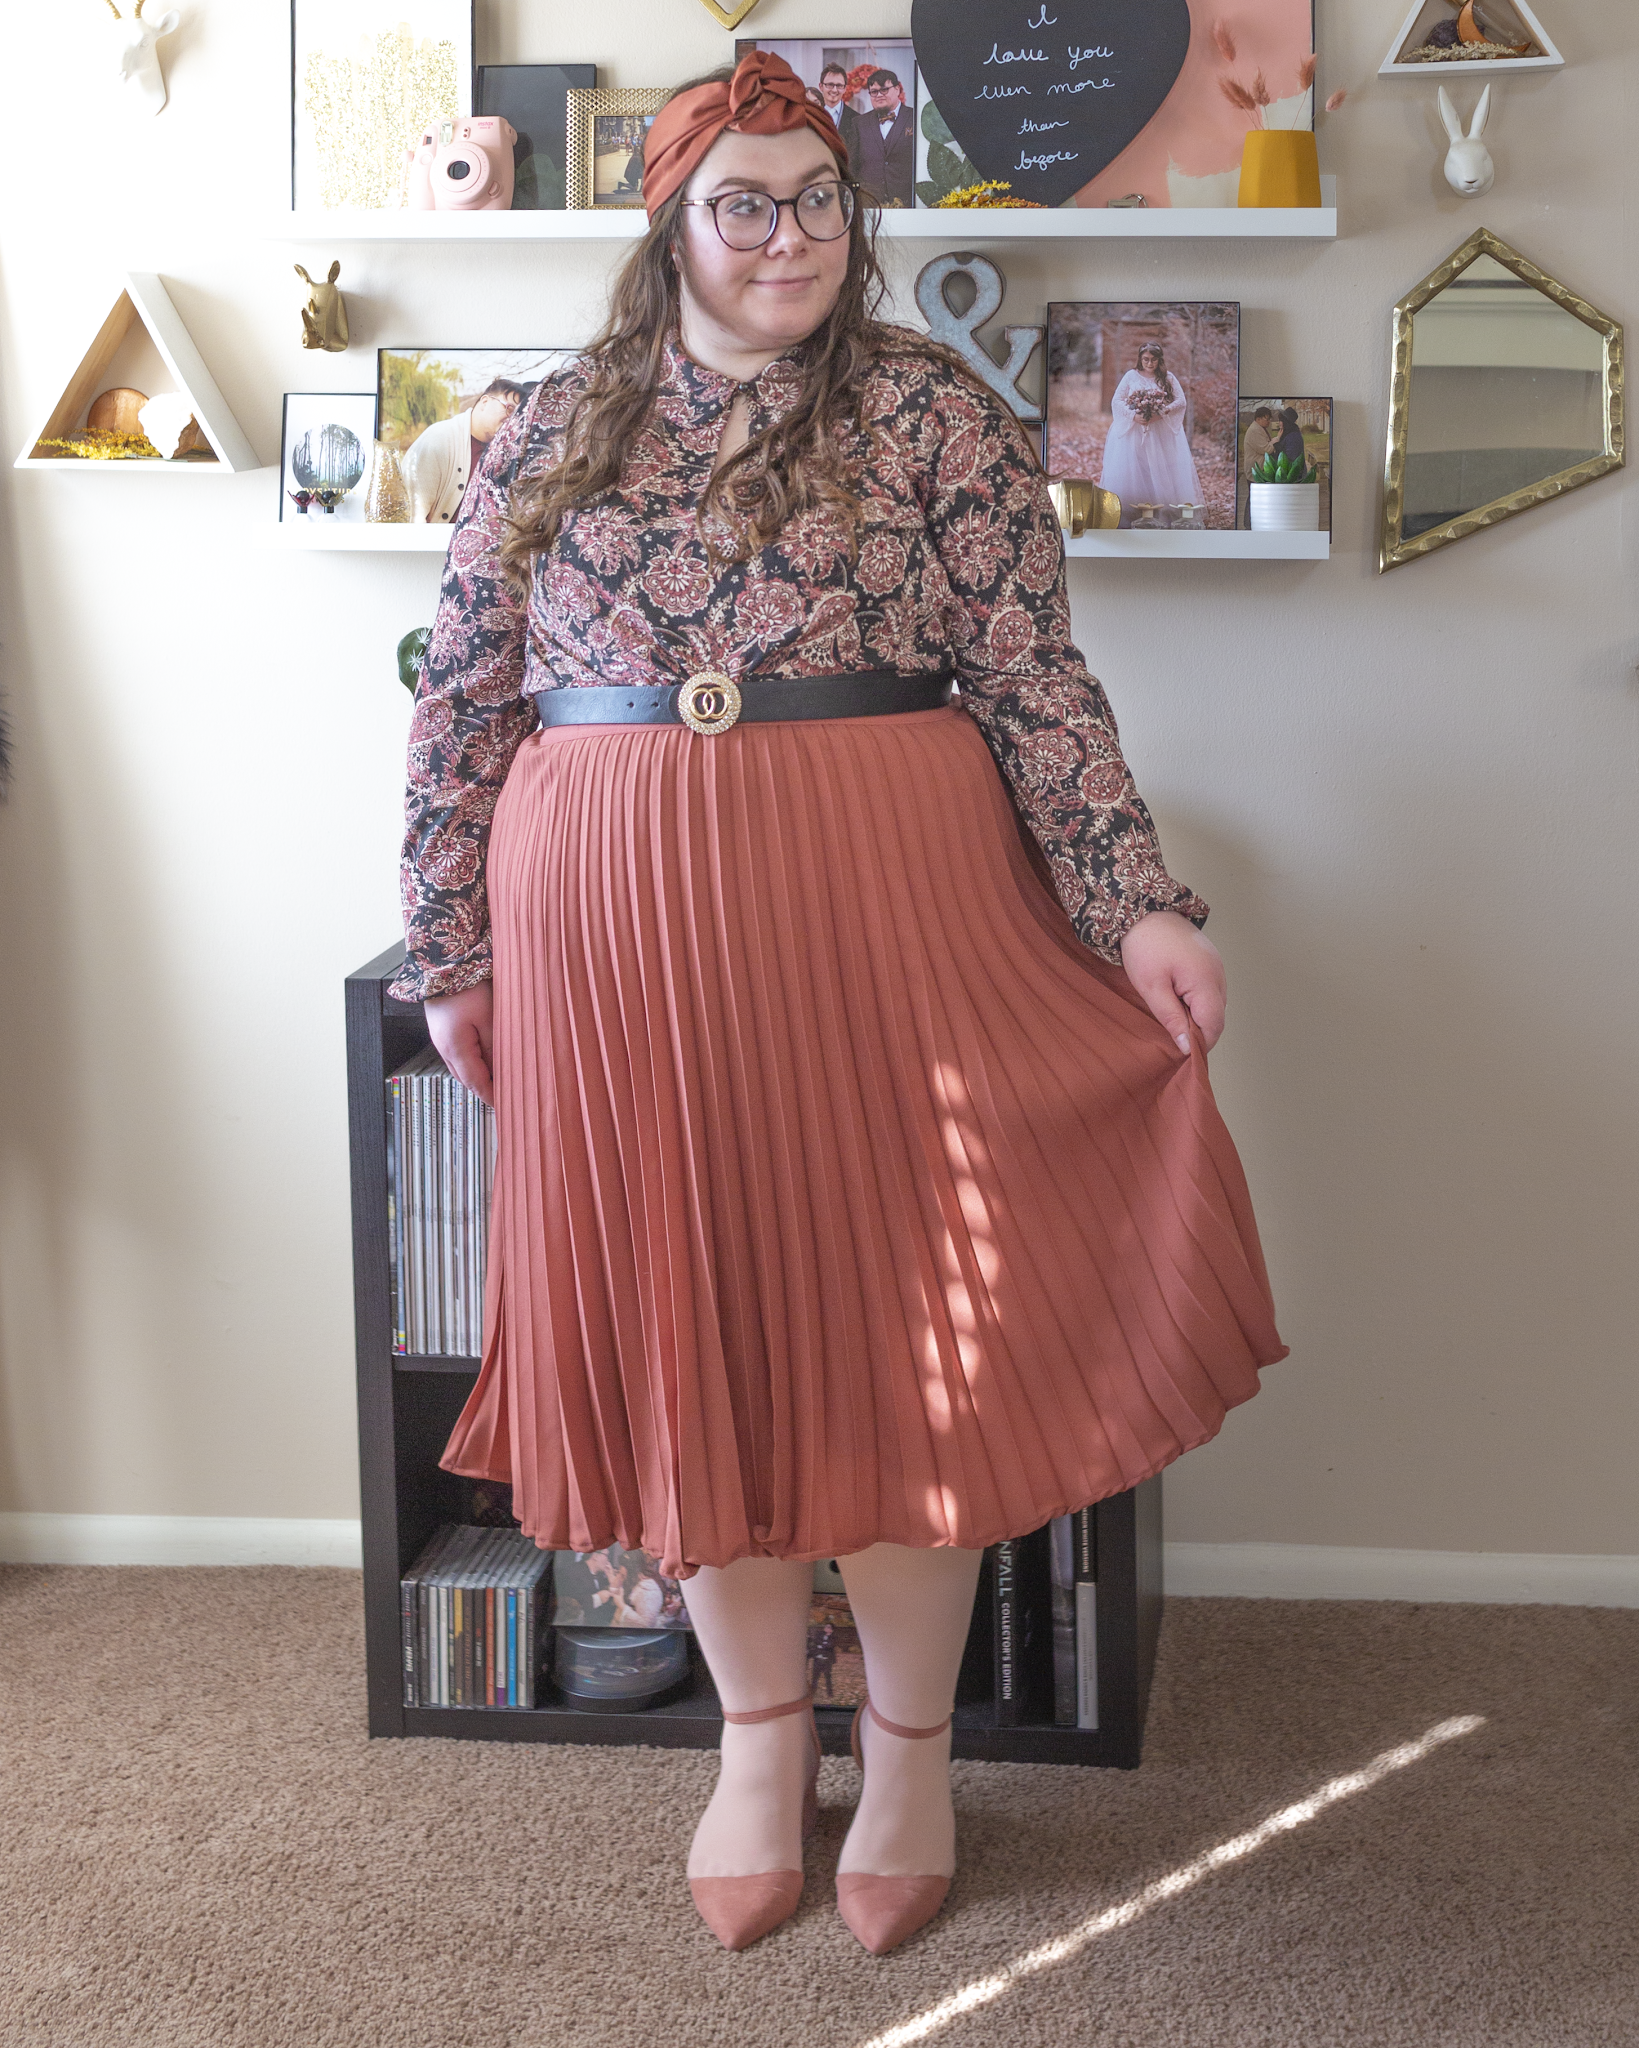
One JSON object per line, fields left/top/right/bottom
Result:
{"left": 0, "top": 250, "right": 216, "bottom": 1514}
{"left": 1156, "top": 697, "right": 1638, "bottom": 1546}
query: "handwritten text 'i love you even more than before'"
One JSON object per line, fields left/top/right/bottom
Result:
{"left": 978, "top": 6, "right": 1114, "bottom": 176}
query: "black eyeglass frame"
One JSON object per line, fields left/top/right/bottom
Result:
{"left": 677, "top": 178, "right": 860, "bottom": 251}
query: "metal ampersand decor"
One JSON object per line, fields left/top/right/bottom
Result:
{"left": 910, "top": 0, "right": 1191, "bottom": 207}
{"left": 914, "top": 253, "right": 1042, "bottom": 424}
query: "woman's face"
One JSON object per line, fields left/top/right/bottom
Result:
{"left": 1138, "top": 349, "right": 1162, "bottom": 378}
{"left": 677, "top": 127, "right": 851, "bottom": 361}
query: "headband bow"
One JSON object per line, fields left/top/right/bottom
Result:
{"left": 642, "top": 50, "right": 851, "bottom": 219}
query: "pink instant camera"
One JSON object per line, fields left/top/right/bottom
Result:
{"left": 406, "top": 116, "right": 518, "bottom": 211}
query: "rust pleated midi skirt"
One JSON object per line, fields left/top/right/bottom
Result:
{"left": 441, "top": 703, "right": 1286, "bottom": 1578}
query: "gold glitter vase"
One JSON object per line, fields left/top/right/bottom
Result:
{"left": 365, "top": 441, "right": 411, "bottom": 522}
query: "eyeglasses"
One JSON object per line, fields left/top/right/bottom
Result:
{"left": 679, "top": 179, "right": 856, "bottom": 252}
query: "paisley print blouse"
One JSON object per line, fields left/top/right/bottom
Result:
{"left": 392, "top": 334, "right": 1207, "bottom": 1003}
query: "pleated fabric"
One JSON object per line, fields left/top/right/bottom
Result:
{"left": 440, "top": 706, "right": 1286, "bottom": 1578}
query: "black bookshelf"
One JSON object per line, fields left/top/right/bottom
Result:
{"left": 348, "top": 942, "right": 1162, "bottom": 1767}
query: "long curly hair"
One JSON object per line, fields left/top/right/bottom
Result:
{"left": 498, "top": 67, "right": 989, "bottom": 591}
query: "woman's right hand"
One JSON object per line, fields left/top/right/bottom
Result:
{"left": 424, "top": 981, "right": 495, "bottom": 1106}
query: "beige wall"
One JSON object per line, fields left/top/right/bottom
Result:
{"left": 0, "top": 1, "right": 1634, "bottom": 1552}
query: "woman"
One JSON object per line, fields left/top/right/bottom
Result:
{"left": 1099, "top": 342, "right": 1203, "bottom": 522}
{"left": 395, "top": 52, "right": 1284, "bottom": 1957}
{"left": 1276, "top": 404, "right": 1308, "bottom": 470}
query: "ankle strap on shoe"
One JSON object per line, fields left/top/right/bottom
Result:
{"left": 867, "top": 1699, "right": 952, "bottom": 1740}
{"left": 720, "top": 1693, "right": 813, "bottom": 1725}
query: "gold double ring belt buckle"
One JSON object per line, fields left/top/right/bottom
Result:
{"left": 678, "top": 670, "right": 742, "bottom": 737}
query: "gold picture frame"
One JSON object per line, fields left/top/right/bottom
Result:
{"left": 566, "top": 88, "right": 673, "bottom": 210}
{"left": 1380, "top": 227, "right": 1625, "bottom": 572}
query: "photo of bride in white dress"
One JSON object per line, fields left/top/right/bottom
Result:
{"left": 1044, "top": 301, "right": 1241, "bottom": 528}
{"left": 1101, "top": 345, "right": 1203, "bottom": 520}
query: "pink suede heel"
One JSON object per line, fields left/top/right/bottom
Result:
{"left": 835, "top": 1697, "right": 954, "bottom": 1955}
{"left": 688, "top": 1692, "right": 821, "bottom": 1951}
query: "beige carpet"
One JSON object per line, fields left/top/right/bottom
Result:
{"left": 1, "top": 1567, "right": 1634, "bottom": 2048}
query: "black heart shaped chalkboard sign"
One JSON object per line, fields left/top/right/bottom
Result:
{"left": 911, "top": 0, "right": 1191, "bottom": 207}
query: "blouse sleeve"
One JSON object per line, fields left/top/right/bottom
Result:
{"left": 387, "top": 395, "right": 542, "bottom": 1004}
{"left": 920, "top": 375, "right": 1209, "bottom": 963}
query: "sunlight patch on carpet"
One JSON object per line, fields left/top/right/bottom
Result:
{"left": 858, "top": 1715, "right": 1487, "bottom": 2047}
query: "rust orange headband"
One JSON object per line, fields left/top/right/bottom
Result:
{"left": 642, "top": 49, "right": 851, "bottom": 219}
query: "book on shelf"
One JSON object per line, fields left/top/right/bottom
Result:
{"left": 991, "top": 1527, "right": 1051, "bottom": 1726}
{"left": 386, "top": 1047, "right": 496, "bottom": 1357}
{"left": 1049, "top": 1509, "right": 1100, "bottom": 1728}
{"left": 400, "top": 1524, "right": 552, "bottom": 1708}
{"left": 1050, "top": 1514, "right": 1076, "bottom": 1727}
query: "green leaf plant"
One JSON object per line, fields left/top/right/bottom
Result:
{"left": 398, "top": 626, "right": 432, "bottom": 693}
{"left": 1249, "top": 450, "right": 1319, "bottom": 485}
{"left": 915, "top": 98, "right": 983, "bottom": 208}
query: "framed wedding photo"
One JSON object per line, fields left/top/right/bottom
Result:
{"left": 1045, "top": 302, "right": 1242, "bottom": 530}
{"left": 565, "top": 89, "right": 672, "bottom": 210}
{"left": 1238, "top": 395, "right": 1333, "bottom": 531}
{"left": 291, "top": 0, "right": 474, "bottom": 211}
{"left": 376, "top": 347, "right": 579, "bottom": 520}
{"left": 279, "top": 392, "right": 377, "bottom": 522}
{"left": 734, "top": 39, "right": 918, "bottom": 209}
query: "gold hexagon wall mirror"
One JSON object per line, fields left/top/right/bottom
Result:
{"left": 1380, "top": 227, "right": 1624, "bottom": 571}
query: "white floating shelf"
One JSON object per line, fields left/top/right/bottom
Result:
{"left": 272, "top": 181, "right": 1336, "bottom": 243}
{"left": 273, "top": 522, "right": 1330, "bottom": 562}
{"left": 274, "top": 519, "right": 450, "bottom": 550}
{"left": 1063, "top": 529, "right": 1331, "bottom": 559}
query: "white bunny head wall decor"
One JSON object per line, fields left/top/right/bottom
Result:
{"left": 1439, "top": 84, "right": 1495, "bottom": 198}
{"left": 102, "top": 0, "right": 181, "bottom": 117}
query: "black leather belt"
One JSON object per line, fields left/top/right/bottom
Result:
{"left": 532, "top": 670, "right": 955, "bottom": 738}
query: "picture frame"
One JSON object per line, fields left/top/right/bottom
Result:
{"left": 565, "top": 89, "right": 673, "bottom": 211}
{"left": 473, "top": 63, "right": 596, "bottom": 210}
{"left": 913, "top": 0, "right": 1313, "bottom": 210}
{"left": 550, "top": 1546, "right": 692, "bottom": 1630}
{"left": 1045, "top": 302, "right": 1242, "bottom": 530}
{"left": 1238, "top": 395, "right": 1333, "bottom": 531}
{"left": 375, "top": 347, "right": 579, "bottom": 521}
{"left": 279, "top": 392, "right": 377, "bottom": 521}
{"left": 290, "top": 0, "right": 474, "bottom": 212}
{"left": 734, "top": 39, "right": 918, "bottom": 209}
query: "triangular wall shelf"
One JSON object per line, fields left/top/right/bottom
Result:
{"left": 1380, "top": 0, "right": 1563, "bottom": 75}
{"left": 15, "top": 273, "right": 259, "bottom": 473}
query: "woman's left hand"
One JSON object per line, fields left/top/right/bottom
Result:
{"left": 1119, "top": 910, "right": 1227, "bottom": 1054}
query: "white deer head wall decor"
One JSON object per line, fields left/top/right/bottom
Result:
{"left": 103, "top": 0, "right": 181, "bottom": 117}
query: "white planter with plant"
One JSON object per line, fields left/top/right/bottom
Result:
{"left": 1248, "top": 450, "right": 1321, "bottom": 531}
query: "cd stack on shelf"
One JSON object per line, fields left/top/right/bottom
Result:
{"left": 400, "top": 1525, "right": 553, "bottom": 1708}
{"left": 385, "top": 1048, "right": 496, "bottom": 1355}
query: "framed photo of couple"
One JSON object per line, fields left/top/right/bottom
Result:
{"left": 1238, "top": 397, "right": 1334, "bottom": 531}
{"left": 734, "top": 39, "right": 918, "bottom": 208}
{"left": 565, "top": 88, "right": 673, "bottom": 209}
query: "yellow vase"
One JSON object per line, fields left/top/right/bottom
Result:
{"left": 1237, "top": 129, "right": 1322, "bottom": 208}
